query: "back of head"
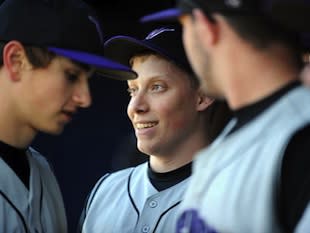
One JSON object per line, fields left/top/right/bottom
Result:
{"left": 142, "top": 0, "right": 310, "bottom": 68}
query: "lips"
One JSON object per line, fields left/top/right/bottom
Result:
{"left": 61, "top": 110, "right": 76, "bottom": 121}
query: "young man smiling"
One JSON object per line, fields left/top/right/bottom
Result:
{"left": 79, "top": 25, "right": 231, "bottom": 233}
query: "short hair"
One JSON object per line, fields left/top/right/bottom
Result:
{"left": 129, "top": 50, "right": 200, "bottom": 89}
{"left": 223, "top": 15, "right": 303, "bottom": 69}
{"left": 130, "top": 51, "right": 232, "bottom": 144}
{"left": 0, "top": 41, "right": 91, "bottom": 71}
{"left": 0, "top": 41, "right": 56, "bottom": 68}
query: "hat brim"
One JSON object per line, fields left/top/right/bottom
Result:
{"left": 140, "top": 8, "right": 182, "bottom": 23}
{"left": 140, "top": 3, "right": 310, "bottom": 33}
{"left": 48, "top": 47, "right": 137, "bottom": 80}
{"left": 104, "top": 36, "right": 173, "bottom": 73}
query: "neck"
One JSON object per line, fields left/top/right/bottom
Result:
{"left": 218, "top": 37, "right": 299, "bottom": 110}
{"left": 0, "top": 121, "right": 35, "bottom": 148}
{"left": 150, "top": 124, "right": 208, "bottom": 173}
{"left": 0, "top": 101, "right": 35, "bottom": 149}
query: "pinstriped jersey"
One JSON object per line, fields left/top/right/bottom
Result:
{"left": 82, "top": 162, "right": 190, "bottom": 233}
{"left": 176, "top": 86, "right": 310, "bottom": 233}
{"left": 0, "top": 148, "right": 67, "bottom": 233}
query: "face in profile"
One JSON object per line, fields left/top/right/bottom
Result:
{"left": 18, "top": 56, "right": 92, "bottom": 135}
{"left": 180, "top": 14, "right": 218, "bottom": 97}
{"left": 127, "top": 54, "right": 204, "bottom": 156}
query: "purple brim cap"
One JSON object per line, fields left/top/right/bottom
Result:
{"left": 104, "top": 35, "right": 174, "bottom": 66}
{"left": 48, "top": 47, "right": 137, "bottom": 80}
{"left": 140, "top": 8, "right": 182, "bottom": 23}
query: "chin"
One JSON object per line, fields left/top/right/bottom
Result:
{"left": 42, "top": 126, "right": 65, "bottom": 135}
{"left": 138, "top": 144, "right": 159, "bottom": 156}
{"left": 138, "top": 144, "right": 150, "bottom": 155}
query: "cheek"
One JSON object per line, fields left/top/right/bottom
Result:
{"left": 160, "top": 98, "right": 194, "bottom": 130}
{"left": 127, "top": 102, "right": 134, "bottom": 121}
{"left": 36, "top": 87, "right": 64, "bottom": 106}
{"left": 171, "top": 111, "right": 193, "bottom": 130}
{"left": 32, "top": 87, "right": 72, "bottom": 116}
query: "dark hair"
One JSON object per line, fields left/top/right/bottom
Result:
{"left": 223, "top": 15, "right": 303, "bottom": 69}
{"left": 0, "top": 41, "right": 56, "bottom": 68}
{"left": 204, "top": 100, "right": 232, "bottom": 143}
{"left": 0, "top": 41, "right": 92, "bottom": 71}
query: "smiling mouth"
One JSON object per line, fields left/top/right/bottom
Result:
{"left": 62, "top": 111, "right": 75, "bottom": 120}
{"left": 135, "top": 122, "right": 158, "bottom": 129}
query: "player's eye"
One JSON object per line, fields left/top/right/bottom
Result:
{"left": 127, "top": 87, "right": 138, "bottom": 97}
{"left": 151, "top": 84, "right": 165, "bottom": 92}
{"left": 65, "top": 71, "right": 79, "bottom": 83}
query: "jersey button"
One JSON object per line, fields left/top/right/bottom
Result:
{"left": 149, "top": 200, "right": 158, "bottom": 208}
{"left": 142, "top": 225, "right": 150, "bottom": 232}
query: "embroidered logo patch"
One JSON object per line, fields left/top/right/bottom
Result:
{"left": 225, "top": 0, "right": 242, "bottom": 8}
{"left": 145, "top": 27, "right": 175, "bottom": 40}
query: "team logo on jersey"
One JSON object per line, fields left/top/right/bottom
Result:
{"left": 176, "top": 209, "right": 218, "bottom": 233}
{"left": 145, "top": 27, "right": 175, "bottom": 40}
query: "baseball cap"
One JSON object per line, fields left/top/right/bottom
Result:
{"left": 104, "top": 25, "right": 194, "bottom": 80}
{"left": 0, "top": 0, "right": 137, "bottom": 80}
{"left": 141, "top": 0, "right": 310, "bottom": 33}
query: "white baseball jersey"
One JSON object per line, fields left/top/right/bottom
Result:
{"left": 176, "top": 86, "right": 310, "bottom": 233}
{"left": 0, "top": 148, "right": 67, "bottom": 233}
{"left": 82, "top": 162, "right": 190, "bottom": 233}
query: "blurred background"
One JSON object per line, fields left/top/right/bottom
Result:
{"left": 32, "top": 1, "right": 175, "bottom": 232}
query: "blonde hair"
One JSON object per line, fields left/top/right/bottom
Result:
{"left": 129, "top": 51, "right": 199, "bottom": 89}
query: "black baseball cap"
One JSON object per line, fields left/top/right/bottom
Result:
{"left": 0, "top": 0, "right": 137, "bottom": 80}
{"left": 141, "top": 0, "right": 310, "bottom": 33}
{"left": 104, "top": 25, "right": 194, "bottom": 80}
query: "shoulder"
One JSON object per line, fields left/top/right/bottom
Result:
{"left": 96, "top": 163, "right": 147, "bottom": 188}
{"left": 86, "top": 163, "right": 148, "bottom": 209}
{"left": 27, "top": 147, "right": 52, "bottom": 170}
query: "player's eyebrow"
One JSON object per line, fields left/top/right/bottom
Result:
{"left": 70, "top": 60, "right": 95, "bottom": 78}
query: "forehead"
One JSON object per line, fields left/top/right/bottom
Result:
{"left": 131, "top": 54, "right": 183, "bottom": 73}
{"left": 128, "top": 54, "right": 191, "bottom": 85}
{"left": 54, "top": 56, "right": 92, "bottom": 73}
{"left": 45, "top": 56, "right": 94, "bottom": 79}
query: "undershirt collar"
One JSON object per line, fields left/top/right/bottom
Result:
{"left": 0, "top": 141, "right": 29, "bottom": 189}
{"left": 147, "top": 161, "right": 192, "bottom": 191}
{"left": 228, "top": 81, "right": 301, "bottom": 135}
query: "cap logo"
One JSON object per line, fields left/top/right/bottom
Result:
{"left": 88, "top": 15, "right": 104, "bottom": 45}
{"left": 225, "top": 0, "right": 242, "bottom": 8}
{"left": 145, "top": 27, "right": 175, "bottom": 40}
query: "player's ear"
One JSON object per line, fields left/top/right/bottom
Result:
{"left": 196, "top": 90, "right": 214, "bottom": 111}
{"left": 192, "top": 9, "right": 219, "bottom": 48}
{"left": 2, "top": 40, "right": 32, "bottom": 81}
